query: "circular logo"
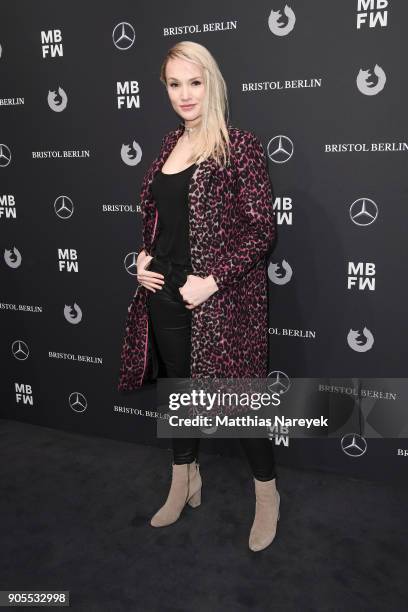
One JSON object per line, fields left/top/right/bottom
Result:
{"left": 69, "top": 392, "right": 88, "bottom": 413}
{"left": 266, "top": 370, "right": 291, "bottom": 395}
{"left": 4, "top": 247, "right": 22, "bottom": 268}
{"left": 347, "top": 327, "right": 374, "bottom": 352}
{"left": 64, "top": 303, "right": 83, "bottom": 324}
{"left": 356, "top": 64, "right": 386, "bottom": 96}
{"left": 54, "top": 196, "right": 74, "bottom": 219}
{"left": 349, "top": 198, "right": 378, "bottom": 226}
{"left": 268, "top": 6, "right": 296, "bottom": 36}
{"left": 0, "top": 144, "right": 12, "bottom": 167}
{"left": 47, "top": 87, "right": 68, "bottom": 112}
{"left": 341, "top": 433, "right": 367, "bottom": 457}
{"left": 112, "top": 22, "right": 136, "bottom": 51}
{"left": 268, "top": 259, "right": 293, "bottom": 285}
{"left": 121, "top": 140, "right": 142, "bottom": 166}
{"left": 124, "top": 252, "right": 138, "bottom": 276}
{"left": 11, "top": 340, "right": 29, "bottom": 360}
{"left": 267, "top": 135, "right": 294, "bottom": 164}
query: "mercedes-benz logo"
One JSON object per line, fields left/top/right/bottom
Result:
{"left": 12, "top": 340, "right": 29, "bottom": 360}
{"left": 112, "top": 22, "right": 136, "bottom": 51}
{"left": 267, "top": 370, "right": 291, "bottom": 395}
{"left": 349, "top": 198, "right": 378, "bottom": 226}
{"left": 267, "top": 135, "right": 294, "bottom": 164}
{"left": 124, "top": 251, "right": 139, "bottom": 276}
{"left": 54, "top": 196, "right": 74, "bottom": 219}
{"left": 268, "top": 5, "right": 296, "bottom": 36}
{"left": 0, "top": 144, "right": 12, "bottom": 167}
{"left": 341, "top": 433, "right": 367, "bottom": 457}
{"left": 69, "top": 392, "right": 88, "bottom": 413}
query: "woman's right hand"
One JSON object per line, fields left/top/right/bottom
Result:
{"left": 136, "top": 250, "right": 164, "bottom": 292}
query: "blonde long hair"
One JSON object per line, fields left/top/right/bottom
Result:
{"left": 160, "top": 41, "right": 231, "bottom": 168}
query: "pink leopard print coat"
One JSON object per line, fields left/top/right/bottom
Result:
{"left": 117, "top": 122, "right": 276, "bottom": 392}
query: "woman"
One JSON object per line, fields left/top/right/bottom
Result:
{"left": 118, "top": 41, "right": 279, "bottom": 552}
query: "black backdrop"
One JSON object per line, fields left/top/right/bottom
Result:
{"left": 1, "top": 0, "right": 407, "bottom": 484}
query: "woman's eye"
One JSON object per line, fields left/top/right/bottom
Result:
{"left": 169, "top": 82, "right": 201, "bottom": 87}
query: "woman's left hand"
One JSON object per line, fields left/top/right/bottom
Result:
{"left": 179, "top": 274, "right": 219, "bottom": 309}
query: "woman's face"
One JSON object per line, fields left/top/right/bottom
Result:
{"left": 165, "top": 57, "right": 205, "bottom": 124}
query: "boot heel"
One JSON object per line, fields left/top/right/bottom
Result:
{"left": 188, "top": 488, "right": 201, "bottom": 508}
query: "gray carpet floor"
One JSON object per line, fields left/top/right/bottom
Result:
{"left": 1, "top": 418, "right": 407, "bottom": 612}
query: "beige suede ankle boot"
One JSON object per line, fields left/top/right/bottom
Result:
{"left": 248, "top": 477, "right": 280, "bottom": 552}
{"left": 150, "top": 460, "right": 202, "bottom": 528}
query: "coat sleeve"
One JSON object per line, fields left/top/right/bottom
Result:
{"left": 210, "top": 133, "right": 276, "bottom": 291}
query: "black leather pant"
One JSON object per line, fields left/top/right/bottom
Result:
{"left": 147, "top": 255, "right": 276, "bottom": 481}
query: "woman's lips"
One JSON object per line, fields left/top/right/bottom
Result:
{"left": 180, "top": 104, "right": 195, "bottom": 110}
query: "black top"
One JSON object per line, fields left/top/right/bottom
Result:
{"left": 151, "top": 162, "right": 197, "bottom": 266}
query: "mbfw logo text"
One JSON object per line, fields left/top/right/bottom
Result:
{"left": 58, "top": 248, "right": 79, "bottom": 272}
{"left": 41, "top": 29, "right": 63, "bottom": 58}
